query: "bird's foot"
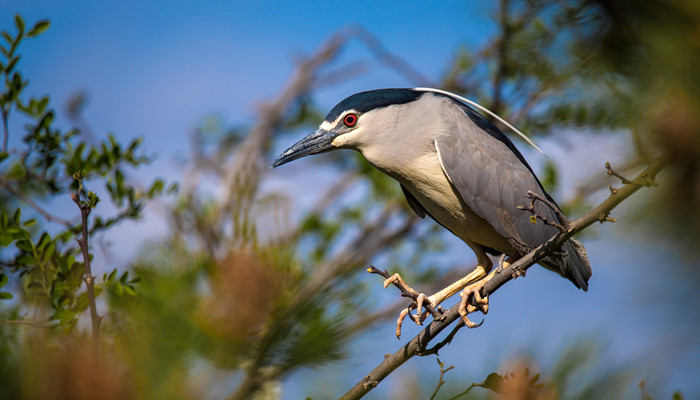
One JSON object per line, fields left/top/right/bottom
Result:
{"left": 367, "top": 266, "right": 444, "bottom": 338}
{"left": 384, "top": 273, "right": 445, "bottom": 337}
{"left": 458, "top": 275, "right": 493, "bottom": 328}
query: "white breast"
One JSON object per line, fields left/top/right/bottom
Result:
{"left": 394, "top": 151, "right": 511, "bottom": 253}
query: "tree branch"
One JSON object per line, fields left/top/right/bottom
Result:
{"left": 2, "top": 181, "right": 74, "bottom": 227}
{"left": 71, "top": 190, "right": 101, "bottom": 358}
{"left": 338, "top": 156, "right": 667, "bottom": 400}
{"left": 2, "top": 108, "right": 8, "bottom": 153}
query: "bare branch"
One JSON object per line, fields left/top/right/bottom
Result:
{"left": 350, "top": 26, "right": 436, "bottom": 87}
{"left": 2, "top": 109, "right": 8, "bottom": 153}
{"left": 1, "top": 181, "right": 74, "bottom": 227}
{"left": 71, "top": 190, "right": 101, "bottom": 358}
{"left": 429, "top": 358, "right": 455, "bottom": 400}
{"left": 517, "top": 190, "right": 568, "bottom": 232}
{"left": 0, "top": 319, "right": 53, "bottom": 327}
{"left": 606, "top": 161, "right": 658, "bottom": 187}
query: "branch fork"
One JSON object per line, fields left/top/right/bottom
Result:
{"left": 606, "top": 161, "right": 659, "bottom": 187}
{"left": 517, "top": 191, "right": 569, "bottom": 232}
{"left": 72, "top": 183, "right": 101, "bottom": 358}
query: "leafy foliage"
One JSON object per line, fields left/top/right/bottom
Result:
{"left": 0, "top": 16, "right": 168, "bottom": 334}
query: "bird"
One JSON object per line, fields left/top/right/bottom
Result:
{"left": 272, "top": 88, "right": 591, "bottom": 330}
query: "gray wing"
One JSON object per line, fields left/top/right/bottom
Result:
{"left": 435, "top": 115, "right": 591, "bottom": 290}
{"left": 435, "top": 127, "right": 559, "bottom": 254}
{"left": 401, "top": 184, "right": 426, "bottom": 218}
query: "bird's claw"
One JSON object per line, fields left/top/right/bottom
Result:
{"left": 382, "top": 273, "right": 442, "bottom": 337}
{"left": 368, "top": 267, "right": 445, "bottom": 338}
{"left": 394, "top": 297, "right": 437, "bottom": 338}
{"left": 458, "top": 280, "right": 489, "bottom": 328}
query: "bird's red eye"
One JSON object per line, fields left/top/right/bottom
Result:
{"left": 343, "top": 113, "right": 358, "bottom": 127}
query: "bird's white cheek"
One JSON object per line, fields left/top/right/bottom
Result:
{"left": 331, "top": 134, "right": 352, "bottom": 148}
{"left": 331, "top": 129, "right": 362, "bottom": 149}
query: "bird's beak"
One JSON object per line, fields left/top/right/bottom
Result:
{"left": 271, "top": 128, "right": 337, "bottom": 168}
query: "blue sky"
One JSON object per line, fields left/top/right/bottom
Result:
{"left": 2, "top": 1, "right": 698, "bottom": 399}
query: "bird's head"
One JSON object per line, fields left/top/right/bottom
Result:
{"left": 271, "top": 88, "right": 424, "bottom": 168}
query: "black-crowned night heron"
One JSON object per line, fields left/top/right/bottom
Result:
{"left": 272, "top": 88, "right": 591, "bottom": 328}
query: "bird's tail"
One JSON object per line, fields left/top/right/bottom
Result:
{"left": 543, "top": 238, "right": 592, "bottom": 291}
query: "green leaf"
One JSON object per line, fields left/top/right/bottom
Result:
{"left": 7, "top": 163, "right": 26, "bottom": 180}
{"left": 115, "top": 169, "right": 125, "bottom": 195}
{"left": 0, "top": 292, "right": 13, "bottom": 300}
{"left": 0, "top": 152, "right": 8, "bottom": 163}
{"left": 76, "top": 292, "right": 89, "bottom": 311}
{"left": 5, "top": 56, "right": 19, "bottom": 74}
{"left": 0, "top": 234, "right": 12, "bottom": 247}
{"left": 14, "top": 15, "right": 25, "bottom": 35}
{"left": 483, "top": 372, "right": 504, "bottom": 393}
{"left": 0, "top": 273, "right": 8, "bottom": 288}
{"left": 127, "top": 136, "right": 143, "bottom": 153}
{"left": 1, "top": 31, "right": 12, "bottom": 44}
{"left": 41, "top": 242, "right": 55, "bottom": 263}
{"left": 36, "top": 232, "right": 51, "bottom": 252}
{"left": 54, "top": 309, "right": 77, "bottom": 325}
{"left": 166, "top": 182, "right": 179, "bottom": 194}
{"left": 148, "top": 179, "right": 164, "bottom": 197}
{"left": 87, "top": 191, "right": 100, "bottom": 208}
{"left": 15, "top": 239, "right": 34, "bottom": 253}
{"left": 38, "top": 110, "right": 55, "bottom": 129}
{"left": 12, "top": 208, "right": 21, "bottom": 225}
{"left": 36, "top": 96, "right": 49, "bottom": 115}
{"left": 22, "top": 218, "right": 36, "bottom": 227}
{"left": 27, "top": 20, "right": 50, "bottom": 38}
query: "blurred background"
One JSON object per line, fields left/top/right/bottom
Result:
{"left": 1, "top": 1, "right": 699, "bottom": 399}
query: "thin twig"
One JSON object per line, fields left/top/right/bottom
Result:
{"left": 71, "top": 191, "right": 101, "bottom": 358}
{"left": 605, "top": 161, "right": 634, "bottom": 184}
{"left": 350, "top": 26, "right": 436, "bottom": 87}
{"left": 517, "top": 190, "right": 568, "bottom": 232}
{"left": 2, "top": 182, "right": 74, "bottom": 227}
{"left": 2, "top": 109, "right": 8, "bottom": 153}
{"left": 429, "top": 358, "right": 455, "bottom": 400}
{"left": 419, "top": 321, "right": 466, "bottom": 357}
{"left": 0, "top": 319, "right": 53, "bottom": 326}
{"left": 446, "top": 382, "right": 483, "bottom": 400}
{"left": 606, "top": 161, "right": 659, "bottom": 187}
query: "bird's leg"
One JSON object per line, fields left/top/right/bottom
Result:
{"left": 421, "top": 244, "right": 494, "bottom": 312}
{"left": 425, "top": 263, "right": 491, "bottom": 310}
{"left": 458, "top": 256, "right": 510, "bottom": 328}
{"left": 370, "top": 248, "right": 498, "bottom": 338}
{"left": 383, "top": 262, "right": 491, "bottom": 337}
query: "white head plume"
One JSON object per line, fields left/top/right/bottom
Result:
{"left": 414, "top": 87, "right": 547, "bottom": 157}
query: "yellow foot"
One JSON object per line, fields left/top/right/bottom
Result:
{"left": 457, "top": 258, "right": 507, "bottom": 328}
{"left": 458, "top": 279, "right": 489, "bottom": 328}
{"left": 368, "top": 264, "right": 496, "bottom": 338}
